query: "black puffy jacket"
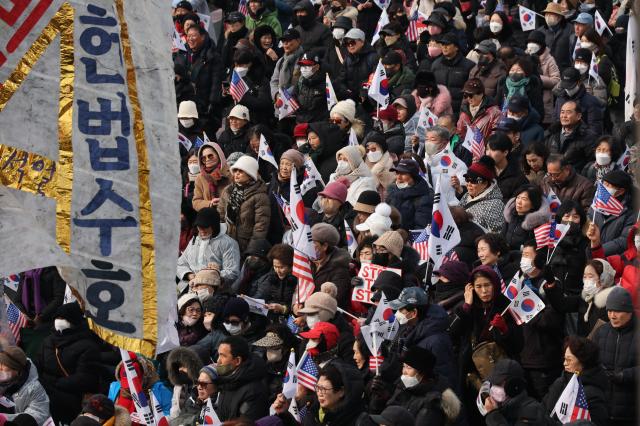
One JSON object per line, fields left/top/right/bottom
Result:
{"left": 592, "top": 317, "right": 638, "bottom": 424}
{"left": 385, "top": 179, "right": 434, "bottom": 231}
{"left": 216, "top": 353, "right": 269, "bottom": 421}
{"left": 293, "top": 70, "right": 329, "bottom": 123}
{"left": 428, "top": 52, "right": 475, "bottom": 114}
{"left": 343, "top": 45, "right": 379, "bottom": 98}
{"left": 545, "top": 121, "right": 597, "bottom": 173}
{"left": 386, "top": 375, "right": 461, "bottom": 425}
{"left": 218, "top": 125, "right": 250, "bottom": 157}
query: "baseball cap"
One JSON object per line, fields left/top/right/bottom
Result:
{"left": 299, "top": 322, "right": 339, "bottom": 349}
{"left": 388, "top": 286, "right": 428, "bottom": 310}
{"left": 344, "top": 28, "right": 365, "bottom": 41}
{"left": 281, "top": 28, "right": 301, "bottom": 41}
{"left": 390, "top": 158, "right": 420, "bottom": 179}
{"left": 574, "top": 12, "right": 594, "bottom": 25}
{"left": 559, "top": 67, "right": 581, "bottom": 89}
{"left": 225, "top": 11, "right": 245, "bottom": 23}
{"left": 507, "top": 95, "right": 529, "bottom": 113}
{"left": 475, "top": 39, "right": 497, "bottom": 56}
{"left": 436, "top": 33, "right": 457, "bottom": 46}
{"left": 381, "top": 51, "right": 403, "bottom": 65}
{"left": 495, "top": 117, "right": 521, "bottom": 132}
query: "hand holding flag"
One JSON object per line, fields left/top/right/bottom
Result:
{"left": 368, "top": 61, "right": 389, "bottom": 108}
{"left": 258, "top": 135, "right": 279, "bottom": 170}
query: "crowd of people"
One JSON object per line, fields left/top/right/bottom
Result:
{"left": 0, "top": 0, "right": 638, "bottom": 425}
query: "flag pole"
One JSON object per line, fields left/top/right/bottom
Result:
{"left": 371, "top": 324, "right": 379, "bottom": 375}
{"left": 488, "top": 302, "right": 513, "bottom": 331}
{"left": 337, "top": 306, "right": 359, "bottom": 320}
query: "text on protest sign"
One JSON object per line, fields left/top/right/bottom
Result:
{"left": 352, "top": 264, "right": 402, "bottom": 304}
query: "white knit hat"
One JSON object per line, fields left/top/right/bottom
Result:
{"left": 331, "top": 100, "right": 356, "bottom": 123}
{"left": 177, "top": 292, "right": 199, "bottom": 312}
{"left": 178, "top": 100, "right": 198, "bottom": 119}
{"left": 355, "top": 203, "right": 392, "bottom": 237}
{"left": 228, "top": 104, "right": 250, "bottom": 121}
{"left": 231, "top": 155, "right": 259, "bottom": 181}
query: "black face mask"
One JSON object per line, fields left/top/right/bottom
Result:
{"left": 371, "top": 290, "right": 382, "bottom": 303}
{"left": 297, "top": 13, "right": 314, "bottom": 30}
{"left": 478, "top": 56, "right": 491, "bottom": 67}
{"left": 331, "top": 5, "right": 342, "bottom": 13}
{"left": 562, "top": 221, "right": 580, "bottom": 235}
{"left": 373, "top": 253, "right": 389, "bottom": 267}
{"left": 174, "top": 371, "right": 192, "bottom": 385}
{"left": 417, "top": 87, "right": 433, "bottom": 98}
{"left": 245, "top": 257, "right": 267, "bottom": 271}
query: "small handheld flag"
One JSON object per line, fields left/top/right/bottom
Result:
{"left": 326, "top": 73, "right": 338, "bottom": 111}
{"left": 258, "top": 135, "right": 279, "bottom": 170}
{"left": 519, "top": 6, "right": 536, "bottom": 31}
{"left": 591, "top": 181, "right": 624, "bottom": 216}
{"left": 368, "top": 61, "right": 389, "bottom": 108}
{"left": 230, "top": 70, "right": 249, "bottom": 103}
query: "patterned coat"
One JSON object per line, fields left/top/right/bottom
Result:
{"left": 459, "top": 183, "right": 505, "bottom": 233}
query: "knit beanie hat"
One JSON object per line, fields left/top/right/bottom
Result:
{"left": 320, "top": 282, "right": 338, "bottom": 299}
{"left": 293, "top": 123, "right": 309, "bottom": 138}
{"left": 365, "top": 132, "right": 388, "bottom": 153}
{"left": 353, "top": 190, "right": 381, "bottom": 214}
{"left": 82, "top": 395, "right": 115, "bottom": 421}
{"left": 434, "top": 260, "right": 469, "bottom": 285}
{"left": 223, "top": 297, "right": 251, "bottom": 321}
{"left": 177, "top": 293, "right": 200, "bottom": 312}
{"left": 226, "top": 151, "right": 245, "bottom": 167}
{"left": 606, "top": 286, "right": 633, "bottom": 312}
{"left": 402, "top": 346, "right": 436, "bottom": 377}
{"left": 331, "top": 99, "right": 356, "bottom": 123}
{"left": 55, "top": 302, "right": 84, "bottom": 326}
{"left": 311, "top": 223, "right": 340, "bottom": 246}
{"left": 318, "top": 181, "right": 348, "bottom": 204}
{"left": 192, "top": 268, "right": 221, "bottom": 287}
{"left": 356, "top": 203, "right": 392, "bottom": 236}
{"left": 200, "top": 365, "right": 219, "bottom": 382}
{"left": 280, "top": 149, "right": 305, "bottom": 168}
{"left": 374, "top": 230, "right": 404, "bottom": 258}
{"left": 0, "top": 346, "right": 27, "bottom": 372}
{"left": 603, "top": 169, "right": 633, "bottom": 191}
{"left": 230, "top": 155, "right": 259, "bottom": 181}
{"left": 527, "top": 30, "right": 546, "bottom": 49}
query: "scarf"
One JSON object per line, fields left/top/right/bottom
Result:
{"left": 201, "top": 164, "right": 224, "bottom": 198}
{"left": 595, "top": 163, "right": 614, "bottom": 182}
{"left": 227, "top": 184, "right": 247, "bottom": 225}
{"left": 279, "top": 47, "right": 303, "bottom": 88}
{"left": 21, "top": 269, "right": 44, "bottom": 316}
{"left": 505, "top": 76, "right": 530, "bottom": 102}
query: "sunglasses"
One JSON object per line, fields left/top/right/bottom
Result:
{"left": 224, "top": 320, "right": 242, "bottom": 326}
{"left": 465, "top": 177, "right": 486, "bottom": 184}
{"left": 200, "top": 153, "right": 217, "bottom": 160}
{"left": 345, "top": 40, "right": 357, "bottom": 46}
{"left": 196, "top": 381, "right": 213, "bottom": 387}
{"left": 462, "top": 92, "right": 475, "bottom": 99}
{"left": 330, "top": 117, "right": 345, "bottom": 125}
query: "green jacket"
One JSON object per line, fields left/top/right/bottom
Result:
{"left": 245, "top": 10, "right": 282, "bottom": 37}
{"left": 388, "top": 66, "right": 415, "bottom": 98}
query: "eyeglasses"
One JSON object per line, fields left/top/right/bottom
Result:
{"left": 547, "top": 170, "right": 565, "bottom": 178}
{"left": 314, "top": 385, "right": 335, "bottom": 394}
{"left": 462, "top": 92, "right": 475, "bottom": 99}
{"left": 330, "top": 117, "right": 345, "bottom": 125}
{"left": 344, "top": 40, "right": 357, "bottom": 47}
{"left": 225, "top": 320, "right": 242, "bottom": 326}
{"left": 196, "top": 381, "right": 213, "bottom": 387}
{"left": 200, "top": 153, "right": 217, "bottom": 160}
{"left": 466, "top": 177, "right": 486, "bottom": 184}
{"left": 186, "top": 307, "right": 202, "bottom": 314}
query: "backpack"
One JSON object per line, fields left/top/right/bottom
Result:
{"left": 596, "top": 55, "right": 621, "bottom": 105}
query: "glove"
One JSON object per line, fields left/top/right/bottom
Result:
{"left": 351, "top": 276, "right": 364, "bottom": 287}
{"left": 542, "top": 265, "right": 555, "bottom": 285}
{"left": 490, "top": 314, "right": 508, "bottom": 334}
{"left": 370, "top": 375, "right": 386, "bottom": 393}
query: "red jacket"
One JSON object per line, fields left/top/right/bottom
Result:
{"left": 591, "top": 224, "right": 639, "bottom": 315}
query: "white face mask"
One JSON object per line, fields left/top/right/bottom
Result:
{"left": 306, "top": 339, "right": 320, "bottom": 349}
{"left": 266, "top": 349, "right": 283, "bottom": 363}
{"left": 604, "top": 184, "right": 617, "bottom": 196}
{"left": 300, "top": 66, "right": 315, "bottom": 79}
{"left": 583, "top": 279, "right": 599, "bottom": 295}
{"left": 195, "top": 289, "right": 211, "bottom": 302}
{"left": 188, "top": 163, "right": 201, "bottom": 174}
{"left": 634, "top": 235, "right": 640, "bottom": 251}
{"left": 396, "top": 182, "right": 409, "bottom": 189}
{"left": 400, "top": 374, "right": 420, "bottom": 388}
{"left": 490, "top": 385, "right": 507, "bottom": 403}
{"left": 332, "top": 28, "right": 345, "bottom": 40}
{"left": 489, "top": 21, "right": 503, "bottom": 33}
{"left": 565, "top": 85, "right": 580, "bottom": 96}
{"left": 367, "top": 150, "right": 383, "bottom": 163}
{"left": 335, "top": 160, "right": 351, "bottom": 175}
{"left": 180, "top": 118, "right": 195, "bottom": 128}
{"left": 306, "top": 314, "right": 320, "bottom": 329}
{"left": 520, "top": 257, "right": 535, "bottom": 275}
{"left": 425, "top": 142, "right": 441, "bottom": 157}
{"left": 234, "top": 66, "right": 249, "bottom": 77}
{"left": 296, "top": 138, "right": 307, "bottom": 147}
{"left": 574, "top": 63, "right": 589, "bottom": 74}
{"left": 203, "top": 315, "right": 214, "bottom": 331}
{"left": 526, "top": 43, "right": 541, "bottom": 54}
{"left": 182, "top": 315, "right": 198, "bottom": 326}
{"left": 595, "top": 152, "right": 611, "bottom": 166}
{"left": 0, "top": 371, "right": 12, "bottom": 382}
{"left": 224, "top": 322, "right": 243, "bottom": 335}
{"left": 545, "top": 15, "right": 560, "bottom": 27}
{"left": 54, "top": 319, "right": 71, "bottom": 332}
{"left": 581, "top": 41, "right": 595, "bottom": 51}
{"left": 395, "top": 311, "right": 409, "bottom": 325}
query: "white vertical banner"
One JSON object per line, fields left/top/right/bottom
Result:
{"left": 625, "top": 14, "right": 638, "bottom": 120}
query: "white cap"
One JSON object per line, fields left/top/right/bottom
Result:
{"left": 230, "top": 155, "right": 259, "bottom": 181}
{"left": 229, "top": 104, "right": 250, "bottom": 121}
{"left": 355, "top": 203, "right": 392, "bottom": 237}
{"left": 344, "top": 28, "right": 365, "bottom": 41}
{"left": 178, "top": 100, "right": 199, "bottom": 119}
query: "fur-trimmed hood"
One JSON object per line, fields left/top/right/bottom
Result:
{"left": 591, "top": 285, "right": 616, "bottom": 309}
{"left": 114, "top": 405, "right": 132, "bottom": 426}
{"left": 166, "top": 347, "right": 204, "bottom": 386}
{"left": 441, "top": 388, "right": 462, "bottom": 423}
{"left": 503, "top": 195, "right": 551, "bottom": 230}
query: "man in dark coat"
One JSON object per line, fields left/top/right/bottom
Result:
{"left": 36, "top": 303, "right": 100, "bottom": 424}
{"left": 428, "top": 33, "right": 474, "bottom": 114}
{"left": 215, "top": 336, "right": 268, "bottom": 421}
{"left": 542, "top": 154, "right": 595, "bottom": 212}
{"left": 546, "top": 99, "right": 597, "bottom": 173}
{"left": 341, "top": 28, "right": 378, "bottom": 100}
{"left": 553, "top": 68, "right": 605, "bottom": 135}
{"left": 309, "top": 223, "right": 352, "bottom": 308}
{"left": 486, "top": 133, "right": 528, "bottom": 204}
{"left": 292, "top": 50, "right": 329, "bottom": 123}
{"left": 537, "top": 3, "right": 573, "bottom": 71}
{"left": 593, "top": 287, "right": 638, "bottom": 426}
{"left": 175, "top": 26, "right": 223, "bottom": 135}
{"left": 385, "top": 158, "right": 433, "bottom": 231}
{"left": 293, "top": 0, "right": 332, "bottom": 51}
{"left": 220, "top": 12, "right": 250, "bottom": 72}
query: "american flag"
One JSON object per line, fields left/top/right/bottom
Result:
{"left": 230, "top": 70, "right": 249, "bottom": 103}
{"left": 533, "top": 222, "right": 551, "bottom": 249}
{"left": 410, "top": 229, "right": 429, "bottom": 262}
{"left": 277, "top": 87, "right": 300, "bottom": 119}
{"left": 369, "top": 353, "right": 384, "bottom": 371}
{"left": 238, "top": 0, "right": 248, "bottom": 15}
{"left": 462, "top": 125, "right": 484, "bottom": 161}
{"left": 592, "top": 181, "right": 624, "bottom": 216}
{"left": 571, "top": 377, "right": 591, "bottom": 421}
{"left": 286, "top": 314, "right": 299, "bottom": 334}
{"left": 406, "top": 10, "right": 419, "bottom": 42}
{"left": 292, "top": 250, "right": 316, "bottom": 305}
{"left": 442, "top": 249, "right": 459, "bottom": 264}
{"left": 492, "top": 265, "right": 506, "bottom": 292}
{"left": 6, "top": 300, "right": 27, "bottom": 344}
{"left": 296, "top": 351, "right": 319, "bottom": 391}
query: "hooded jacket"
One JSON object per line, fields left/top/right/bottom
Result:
{"left": 216, "top": 354, "right": 269, "bottom": 421}
{"left": 330, "top": 146, "right": 377, "bottom": 206}
{"left": 502, "top": 196, "right": 551, "bottom": 251}
{"left": 218, "top": 178, "right": 271, "bottom": 254}
{"left": 365, "top": 150, "right": 396, "bottom": 199}
{"left": 386, "top": 375, "right": 461, "bottom": 425}
{"left": 166, "top": 347, "right": 204, "bottom": 422}
{"left": 294, "top": 0, "right": 333, "bottom": 51}
{"left": 2, "top": 360, "right": 50, "bottom": 425}
{"left": 459, "top": 183, "right": 506, "bottom": 233}
{"left": 193, "top": 142, "right": 231, "bottom": 211}
{"left": 246, "top": 9, "right": 283, "bottom": 37}
{"left": 299, "top": 122, "right": 344, "bottom": 182}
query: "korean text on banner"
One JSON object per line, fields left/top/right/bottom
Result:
{"left": 352, "top": 263, "right": 402, "bottom": 304}
{"left": 0, "top": 0, "right": 181, "bottom": 357}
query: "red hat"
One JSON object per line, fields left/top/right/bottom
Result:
{"left": 318, "top": 181, "right": 348, "bottom": 204}
{"left": 294, "top": 123, "right": 309, "bottom": 138}
{"left": 299, "top": 322, "right": 339, "bottom": 350}
{"left": 374, "top": 105, "right": 398, "bottom": 122}
{"left": 465, "top": 155, "right": 496, "bottom": 181}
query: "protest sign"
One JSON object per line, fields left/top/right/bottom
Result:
{"left": 352, "top": 264, "right": 401, "bottom": 304}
